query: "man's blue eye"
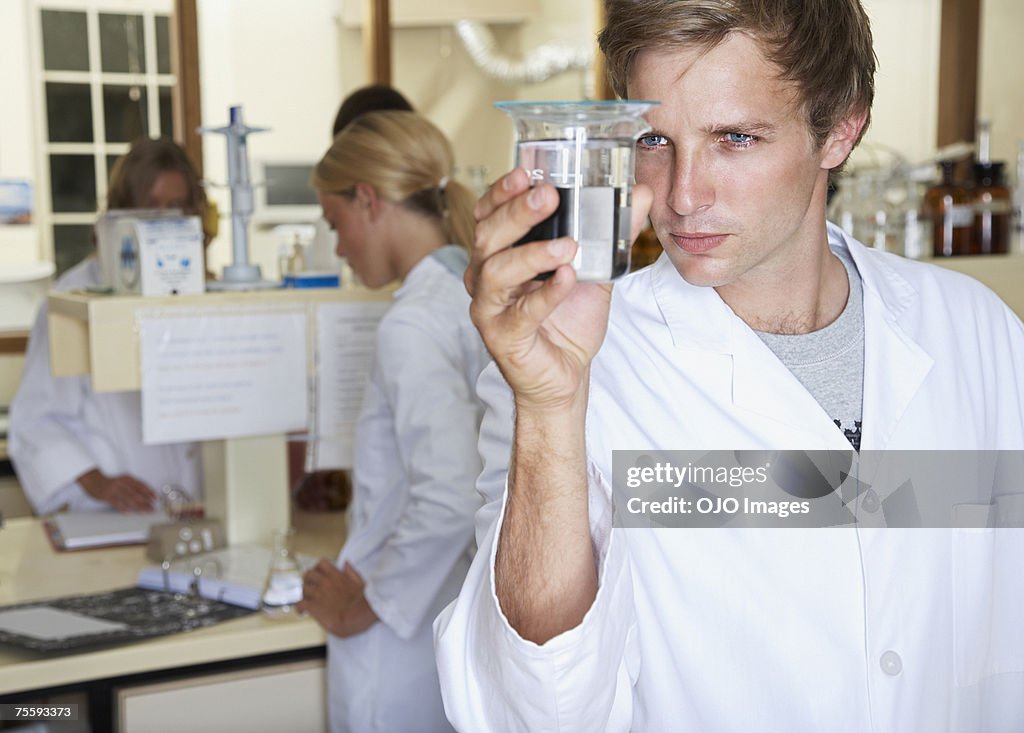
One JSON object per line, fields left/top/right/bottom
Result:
{"left": 725, "top": 132, "right": 756, "bottom": 145}
{"left": 638, "top": 134, "right": 668, "bottom": 148}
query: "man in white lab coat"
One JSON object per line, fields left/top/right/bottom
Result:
{"left": 434, "top": 0, "right": 1024, "bottom": 731}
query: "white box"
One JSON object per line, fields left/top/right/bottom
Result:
{"left": 96, "top": 211, "right": 205, "bottom": 296}
{"left": 135, "top": 217, "right": 205, "bottom": 296}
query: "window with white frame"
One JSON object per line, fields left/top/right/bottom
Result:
{"left": 33, "top": 1, "right": 175, "bottom": 275}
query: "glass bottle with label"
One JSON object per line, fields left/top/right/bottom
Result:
{"left": 924, "top": 160, "right": 972, "bottom": 256}
{"left": 971, "top": 161, "right": 1011, "bottom": 254}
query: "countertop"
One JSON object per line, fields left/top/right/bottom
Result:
{"left": 0, "top": 507, "right": 346, "bottom": 696}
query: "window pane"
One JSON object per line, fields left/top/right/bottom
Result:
{"left": 41, "top": 10, "right": 89, "bottom": 72}
{"left": 49, "top": 155, "right": 97, "bottom": 213}
{"left": 45, "top": 83, "right": 94, "bottom": 143}
{"left": 99, "top": 13, "right": 146, "bottom": 73}
{"left": 158, "top": 86, "right": 174, "bottom": 138}
{"left": 53, "top": 224, "right": 96, "bottom": 277}
{"left": 103, "top": 85, "right": 148, "bottom": 142}
{"left": 156, "top": 16, "right": 172, "bottom": 74}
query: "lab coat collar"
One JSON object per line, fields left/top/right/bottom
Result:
{"left": 830, "top": 224, "right": 935, "bottom": 449}
{"left": 394, "top": 251, "right": 449, "bottom": 299}
{"left": 644, "top": 223, "right": 934, "bottom": 447}
{"left": 647, "top": 252, "right": 742, "bottom": 354}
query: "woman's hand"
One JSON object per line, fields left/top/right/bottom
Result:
{"left": 298, "top": 560, "right": 379, "bottom": 638}
{"left": 77, "top": 469, "right": 157, "bottom": 512}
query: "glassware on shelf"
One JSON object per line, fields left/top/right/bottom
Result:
{"left": 971, "top": 161, "right": 1011, "bottom": 255}
{"left": 829, "top": 168, "right": 910, "bottom": 255}
{"left": 923, "top": 161, "right": 973, "bottom": 257}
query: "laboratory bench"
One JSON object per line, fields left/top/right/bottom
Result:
{"left": 0, "top": 507, "right": 345, "bottom": 732}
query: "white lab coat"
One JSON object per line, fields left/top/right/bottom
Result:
{"left": 434, "top": 224, "right": 1024, "bottom": 732}
{"left": 329, "top": 253, "right": 489, "bottom": 733}
{"left": 8, "top": 257, "right": 202, "bottom": 514}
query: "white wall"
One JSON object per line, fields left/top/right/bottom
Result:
{"left": 0, "top": 0, "right": 42, "bottom": 265}
{"left": 855, "top": 0, "right": 943, "bottom": 169}
{"left": 337, "top": 0, "right": 601, "bottom": 195}
{"left": 978, "top": 0, "right": 1024, "bottom": 173}
{"left": 197, "top": 0, "right": 344, "bottom": 276}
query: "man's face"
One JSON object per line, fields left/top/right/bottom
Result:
{"left": 630, "top": 33, "right": 853, "bottom": 291}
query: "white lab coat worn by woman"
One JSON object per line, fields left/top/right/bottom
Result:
{"left": 8, "top": 257, "right": 202, "bottom": 514}
{"left": 329, "top": 249, "right": 488, "bottom": 733}
{"left": 435, "top": 225, "right": 1024, "bottom": 732}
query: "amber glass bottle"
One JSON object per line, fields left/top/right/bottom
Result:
{"left": 924, "top": 161, "right": 973, "bottom": 256}
{"left": 971, "top": 162, "right": 1011, "bottom": 254}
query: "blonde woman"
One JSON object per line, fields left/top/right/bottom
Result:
{"left": 298, "top": 111, "right": 488, "bottom": 733}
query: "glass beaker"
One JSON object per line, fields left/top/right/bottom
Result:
{"left": 260, "top": 527, "right": 303, "bottom": 618}
{"left": 496, "top": 100, "right": 657, "bottom": 282}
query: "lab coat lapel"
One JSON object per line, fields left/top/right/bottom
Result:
{"left": 649, "top": 255, "right": 850, "bottom": 447}
{"left": 842, "top": 236, "right": 934, "bottom": 450}
{"left": 730, "top": 331, "right": 851, "bottom": 446}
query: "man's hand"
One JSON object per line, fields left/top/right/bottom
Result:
{"left": 466, "top": 168, "right": 652, "bottom": 412}
{"left": 472, "top": 168, "right": 653, "bottom": 644}
{"left": 77, "top": 469, "right": 157, "bottom": 512}
{"left": 298, "top": 560, "right": 379, "bottom": 638}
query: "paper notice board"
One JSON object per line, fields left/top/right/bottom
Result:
{"left": 312, "top": 300, "right": 390, "bottom": 470}
{"left": 138, "top": 308, "right": 308, "bottom": 444}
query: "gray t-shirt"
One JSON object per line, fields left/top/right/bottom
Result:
{"left": 755, "top": 247, "right": 865, "bottom": 449}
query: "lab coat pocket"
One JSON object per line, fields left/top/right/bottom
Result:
{"left": 952, "top": 498, "right": 1024, "bottom": 687}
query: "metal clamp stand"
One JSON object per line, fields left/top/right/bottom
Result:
{"left": 200, "top": 106, "right": 278, "bottom": 291}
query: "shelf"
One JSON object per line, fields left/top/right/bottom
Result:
{"left": 47, "top": 286, "right": 391, "bottom": 393}
{"left": 44, "top": 286, "right": 392, "bottom": 545}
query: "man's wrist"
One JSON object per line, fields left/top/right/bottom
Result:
{"left": 512, "top": 370, "right": 590, "bottom": 422}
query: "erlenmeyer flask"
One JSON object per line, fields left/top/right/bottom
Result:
{"left": 260, "top": 528, "right": 303, "bottom": 618}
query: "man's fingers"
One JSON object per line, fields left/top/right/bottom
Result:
{"left": 511, "top": 264, "right": 581, "bottom": 333}
{"left": 466, "top": 182, "right": 560, "bottom": 296}
{"left": 471, "top": 238, "right": 578, "bottom": 326}
{"left": 630, "top": 184, "right": 654, "bottom": 241}
{"left": 473, "top": 182, "right": 558, "bottom": 261}
{"left": 472, "top": 168, "right": 530, "bottom": 222}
